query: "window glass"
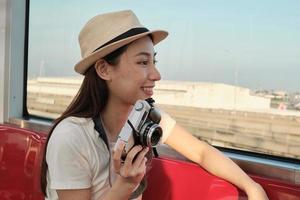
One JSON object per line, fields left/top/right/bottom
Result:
{"left": 27, "top": 0, "right": 300, "bottom": 159}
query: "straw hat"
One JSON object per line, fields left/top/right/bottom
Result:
{"left": 74, "top": 10, "right": 168, "bottom": 75}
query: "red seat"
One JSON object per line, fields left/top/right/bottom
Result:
{"left": 143, "top": 157, "right": 244, "bottom": 200}
{"left": 1, "top": 124, "right": 299, "bottom": 200}
{"left": 0, "top": 125, "right": 47, "bottom": 200}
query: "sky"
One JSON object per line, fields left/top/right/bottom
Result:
{"left": 28, "top": 0, "right": 300, "bottom": 92}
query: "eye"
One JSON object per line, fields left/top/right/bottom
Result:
{"left": 137, "top": 60, "right": 149, "bottom": 66}
{"left": 137, "top": 58, "right": 157, "bottom": 66}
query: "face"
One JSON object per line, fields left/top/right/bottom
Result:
{"left": 107, "top": 36, "right": 161, "bottom": 105}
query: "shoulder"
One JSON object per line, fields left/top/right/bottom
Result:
{"left": 55, "top": 116, "right": 93, "bottom": 131}
{"left": 49, "top": 116, "right": 95, "bottom": 147}
{"left": 53, "top": 116, "right": 93, "bottom": 136}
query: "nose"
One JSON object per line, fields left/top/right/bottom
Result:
{"left": 149, "top": 65, "right": 161, "bottom": 81}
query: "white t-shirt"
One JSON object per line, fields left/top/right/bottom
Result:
{"left": 46, "top": 112, "right": 176, "bottom": 200}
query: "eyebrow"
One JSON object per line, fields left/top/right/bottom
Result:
{"left": 134, "top": 52, "right": 157, "bottom": 57}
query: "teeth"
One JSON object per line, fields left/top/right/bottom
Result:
{"left": 143, "top": 87, "right": 153, "bottom": 93}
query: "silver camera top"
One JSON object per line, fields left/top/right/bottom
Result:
{"left": 128, "top": 100, "right": 152, "bottom": 132}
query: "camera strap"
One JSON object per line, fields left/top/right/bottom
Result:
{"left": 92, "top": 117, "right": 109, "bottom": 150}
{"left": 153, "top": 147, "right": 159, "bottom": 157}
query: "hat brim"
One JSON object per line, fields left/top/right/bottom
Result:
{"left": 74, "top": 30, "right": 168, "bottom": 75}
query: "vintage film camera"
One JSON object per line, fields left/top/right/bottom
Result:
{"left": 117, "top": 98, "right": 162, "bottom": 160}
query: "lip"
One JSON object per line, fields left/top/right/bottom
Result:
{"left": 142, "top": 85, "right": 155, "bottom": 88}
{"left": 141, "top": 86, "right": 155, "bottom": 96}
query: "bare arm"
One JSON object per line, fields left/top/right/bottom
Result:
{"left": 165, "top": 124, "right": 269, "bottom": 200}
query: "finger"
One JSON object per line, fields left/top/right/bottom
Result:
{"left": 136, "top": 157, "right": 147, "bottom": 175}
{"left": 112, "top": 141, "right": 126, "bottom": 173}
{"left": 139, "top": 157, "right": 148, "bottom": 168}
{"left": 123, "top": 145, "right": 143, "bottom": 167}
{"left": 132, "top": 147, "right": 149, "bottom": 168}
{"left": 128, "top": 157, "right": 147, "bottom": 178}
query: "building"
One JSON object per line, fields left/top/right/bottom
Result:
{"left": 154, "top": 80, "right": 270, "bottom": 110}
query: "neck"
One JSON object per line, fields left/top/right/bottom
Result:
{"left": 100, "top": 98, "right": 133, "bottom": 142}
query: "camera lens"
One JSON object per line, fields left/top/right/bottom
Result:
{"left": 140, "top": 122, "right": 163, "bottom": 147}
{"left": 150, "top": 127, "right": 162, "bottom": 146}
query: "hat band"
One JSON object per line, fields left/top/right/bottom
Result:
{"left": 93, "top": 27, "right": 149, "bottom": 52}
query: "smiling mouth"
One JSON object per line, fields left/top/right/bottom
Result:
{"left": 142, "top": 86, "right": 154, "bottom": 94}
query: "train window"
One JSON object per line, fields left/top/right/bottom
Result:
{"left": 27, "top": 0, "right": 300, "bottom": 160}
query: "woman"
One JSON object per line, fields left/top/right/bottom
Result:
{"left": 41, "top": 10, "right": 269, "bottom": 200}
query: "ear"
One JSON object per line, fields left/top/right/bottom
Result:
{"left": 94, "top": 59, "right": 112, "bottom": 81}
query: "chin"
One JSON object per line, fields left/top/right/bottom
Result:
{"left": 144, "top": 95, "right": 153, "bottom": 100}
{"left": 129, "top": 93, "right": 153, "bottom": 104}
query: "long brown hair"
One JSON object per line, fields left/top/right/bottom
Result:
{"left": 40, "top": 45, "right": 128, "bottom": 196}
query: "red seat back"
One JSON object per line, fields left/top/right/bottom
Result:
{"left": 0, "top": 125, "right": 47, "bottom": 200}
{"left": 143, "top": 157, "right": 243, "bottom": 200}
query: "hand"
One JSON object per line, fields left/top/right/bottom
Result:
{"left": 246, "top": 183, "right": 269, "bottom": 200}
{"left": 113, "top": 141, "right": 149, "bottom": 188}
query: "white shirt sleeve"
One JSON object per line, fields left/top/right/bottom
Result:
{"left": 46, "top": 119, "right": 92, "bottom": 189}
{"left": 159, "top": 110, "right": 176, "bottom": 144}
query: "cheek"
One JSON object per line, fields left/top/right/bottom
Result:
{"left": 112, "top": 65, "right": 148, "bottom": 91}
{"left": 122, "top": 68, "right": 147, "bottom": 84}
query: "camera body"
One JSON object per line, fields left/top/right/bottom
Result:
{"left": 117, "top": 98, "right": 162, "bottom": 159}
